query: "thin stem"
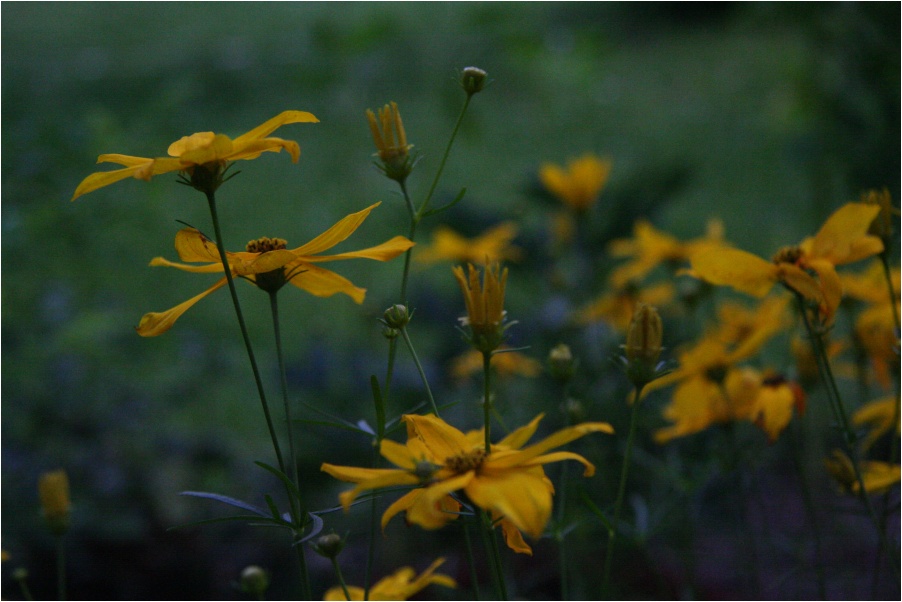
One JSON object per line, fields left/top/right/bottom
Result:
{"left": 602, "top": 384, "right": 643, "bottom": 598}
{"left": 789, "top": 419, "right": 827, "bottom": 599}
{"left": 483, "top": 351, "right": 493, "bottom": 453}
{"left": 269, "top": 291, "right": 312, "bottom": 600}
{"left": 556, "top": 380, "right": 573, "bottom": 601}
{"left": 330, "top": 556, "right": 352, "bottom": 601}
{"left": 204, "top": 191, "right": 286, "bottom": 475}
{"left": 416, "top": 95, "right": 472, "bottom": 218}
{"left": 56, "top": 536, "right": 66, "bottom": 601}
{"left": 399, "top": 326, "right": 439, "bottom": 416}
{"left": 398, "top": 181, "right": 418, "bottom": 304}
{"left": 478, "top": 512, "right": 508, "bottom": 601}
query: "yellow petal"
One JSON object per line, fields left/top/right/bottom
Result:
{"left": 231, "top": 249, "right": 297, "bottom": 276}
{"left": 289, "top": 203, "right": 381, "bottom": 257}
{"left": 495, "top": 413, "right": 544, "bottom": 450}
{"left": 72, "top": 162, "right": 152, "bottom": 200}
{"left": 407, "top": 474, "right": 473, "bottom": 529}
{"left": 488, "top": 421, "right": 613, "bottom": 470}
{"left": 320, "top": 464, "right": 418, "bottom": 510}
{"left": 809, "top": 203, "right": 882, "bottom": 265}
{"left": 174, "top": 228, "right": 222, "bottom": 263}
{"left": 230, "top": 110, "right": 319, "bottom": 150}
{"left": 135, "top": 277, "right": 228, "bottom": 337}
{"left": 167, "top": 132, "right": 217, "bottom": 157}
{"left": 690, "top": 247, "right": 777, "bottom": 297}
{"left": 499, "top": 517, "right": 533, "bottom": 555}
{"left": 228, "top": 137, "right": 301, "bottom": 163}
{"left": 176, "top": 133, "right": 234, "bottom": 165}
{"left": 751, "top": 383, "right": 795, "bottom": 442}
{"left": 380, "top": 439, "right": 417, "bottom": 470}
{"left": 381, "top": 489, "right": 422, "bottom": 530}
{"left": 287, "top": 263, "right": 366, "bottom": 303}
{"left": 466, "top": 470, "right": 552, "bottom": 538}
{"left": 519, "top": 450, "right": 597, "bottom": 477}
{"left": 148, "top": 256, "right": 223, "bottom": 274}
{"left": 303, "top": 235, "right": 415, "bottom": 263}
{"left": 807, "top": 258, "right": 843, "bottom": 324}
{"left": 324, "top": 585, "right": 365, "bottom": 601}
{"left": 402, "top": 414, "right": 471, "bottom": 462}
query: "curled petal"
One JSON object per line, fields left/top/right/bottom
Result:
{"left": 499, "top": 517, "right": 533, "bottom": 555}
{"left": 287, "top": 263, "right": 367, "bottom": 303}
{"left": 136, "top": 277, "right": 228, "bottom": 337}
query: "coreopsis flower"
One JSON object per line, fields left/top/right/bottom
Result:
{"left": 72, "top": 111, "right": 318, "bottom": 199}
{"left": 825, "top": 450, "right": 900, "bottom": 495}
{"left": 608, "top": 218, "right": 725, "bottom": 289}
{"left": 366, "top": 101, "right": 413, "bottom": 182}
{"left": 136, "top": 203, "right": 413, "bottom": 336}
{"left": 451, "top": 348, "right": 542, "bottom": 381}
{"left": 689, "top": 203, "right": 884, "bottom": 325}
{"left": 574, "top": 282, "right": 675, "bottom": 331}
{"left": 853, "top": 397, "right": 900, "bottom": 453}
{"left": 321, "top": 413, "right": 613, "bottom": 541}
{"left": 654, "top": 366, "right": 804, "bottom": 443}
{"left": 38, "top": 470, "right": 70, "bottom": 535}
{"left": 323, "top": 558, "right": 456, "bottom": 601}
{"left": 540, "top": 154, "right": 612, "bottom": 213}
{"left": 416, "top": 222, "right": 523, "bottom": 265}
{"left": 453, "top": 262, "right": 510, "bottom": 353}
{"left": 842, "top": 261, "right": 900, "bottom": 389}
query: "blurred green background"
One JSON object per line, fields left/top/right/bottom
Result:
{"left": 2, "top": 2, "right": 899, "bottom": 600}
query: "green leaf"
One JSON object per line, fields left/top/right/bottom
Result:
{"left": 420, "top": 187, "right": 466, "bottom": 218}
{"left": 180, "top": 491, "right": 268, "bottom": 517}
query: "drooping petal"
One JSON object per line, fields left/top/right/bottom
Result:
{"left": 148, "top": 257, "right": 224, "bottom": 273}
{"left": 321, "top": 464, "right": 418, "bottom": 509}
{"left": 487, "top": 421, "right": 613, "bottom": 470}
{"left": 228, "top": 137, "right": 301, "bottom": 163}
{"left": 402, "top": 414, "right": 472, "bottom": 462}
{"left": 407, "top": 474, "right": 473, "bottom": 529}
{"left": 286, "top": 263, "right": 366, "bottom": 303}
{"left": 690, "top": 247, "right": 778, "bottom": 297}
{"left": 380, "top": 439, "right": 417, "bottom": 470}
{"left": 381, "top": 489, "right": 422, "bottom": 530}
{"left": 72, "top": 161, "right": 154, "bottom": 199}
{"left": 519, "top": 450, "right": 597, "bottom": 477}
{"left": 809, "top": 203, "right": 882, "bottom": 265}
{"left": 289, "top": 203, "right": 381, "bottom": 257}
{"left": 230, "top": 110, "right": 319, "bottom": 150}
{"left": 466, "top": 470, "right": 552, "bottom": 538}
{"left": 135, "top": 277, "right": 228, "bottom": 337}
{"left": 302, "top": 235, "right": 415, "bottom": 263}
{"left": 498, "top": 517, "right": 533, "bottom": 555}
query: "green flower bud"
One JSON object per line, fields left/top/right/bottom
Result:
{"left": 382, "top": 304, "right": 411, "bottom": 329}
{"left": 312, "top": 533, "right": 344, "bottom": 560}
{"left": 548, "top": 343, "right": 576, "bottom": 382}
{"left": 239, "top": 565, "right": 270, "bottom": 597}
{"left": 623, "top": 304, "right": 664, "bottom": 388}
{"left": 460, "top": 66, "right": 488, "bottom": 96}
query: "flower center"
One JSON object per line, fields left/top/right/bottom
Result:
{"left": 444, "top": 449, "right": 487, "bottom": 474}
{"left": 246, "top": 237, "right": 288, "bottom": 253}
{"left": 772, "top": 245, "right": 803, "bottom": 265}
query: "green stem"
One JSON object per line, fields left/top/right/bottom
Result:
{"left": 330, "top": 556, "right": 352, "bottom": 601}
{"left": 878, "top": 251, "right": 900, "bottom": 333}
{"left": 556, "top": 381, "right": 573, "bottom": 601}
{"left": 268, "top": 291, "right": 312, "bottom": 600}
{"left": 483, "top": 351, "right": 493, "bottom": 453}
{"left": 56, "top": 536, "right": 66, "bottom": 601}
{"left": 204, "top": 191, "right": 286, "bottom": 475}
{"left": 399, "top": 326, "right": 439, "bottom": 416}
{"left": 398, "top": 181, "right": 418, "bottom": 304}
{"left": 416, "top": 95, "right": 472, "bottom": 218}
{"left": 795, "top": 295, "right": 897, "bottom": 579}
{"left": 788, "top": 419, "right": 827, "bottom": 599}
{"left": 602, "top": 384, "right": 643, "bottom": 597}
{"left": 478, "top": 511, "right": 508, "bottom": 601}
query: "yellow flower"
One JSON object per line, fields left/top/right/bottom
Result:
{"left": 416, "top": 222, "right": 523, "bottom": 265}
{"left": 366, "top": 101, "right": 413, "bottom": 181}
{"left": 136, "top": 203, "right": 413, "bottom": 336}
{"left": 321, "top": 413, "right": 613, "bottom": 540}
{"left": 608, "top": 219, "right": 725, "bottom": 289}
{"left": 453, "top": 262, "right": 509, "bottom": 353}
{"left": 451, "top": 348, "right": 542, "bottom": 381}
{"left": 72, "top": 111, "right": 318, "bottom": 199}
{"left": 825, "top": 450, "right": 900, "bottom": 495}
{"left": 574, "top": 282, "right": 675, "bottom": 331}
{"left": 539, "top": 154, "right": 612, "bottom": 213}
{"left": 323, "top": 557, "right": 456, "bottom": 601}
{"left": 689, "top": 203, "right": 884, "bottom": 324}
{"left": 853, "top": 397, "right": 900, "bottom": 454}
{"left": 38, "top": 469, "right": 70, "bottom": 535}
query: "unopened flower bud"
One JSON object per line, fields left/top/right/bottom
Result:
{"left": 239, "top": 565, "right": 270, "bottom": 597}
{"left": 623, "top": 304, "right": 664, "bottom": 388}
{"left": 548, "top": 344, "right": 576, "bottom": 382}
{"left": 382, "top": 325, "right": 400, "bottom": 340}
{"left": 38, "top": 470, "right": 70, "bottom": 536}
{"left": 460, "top": 66, "right": 488, "bottom": 96}
{"left": 312, "top": 533, "right": 344, "bottom": 560}
{"left": 563, "top": 398, "right": 586, "bottom": 423}
{"left": 382, "top": 304, "right": 411, "bottom": 329}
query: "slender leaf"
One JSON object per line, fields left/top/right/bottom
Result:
{"left": 421, "top": 187, "right": 466, "bottom": 218}
{"left": 180, "top": 491, "right": 268, "bottom": 517}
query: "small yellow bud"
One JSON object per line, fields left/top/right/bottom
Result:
{"left": 623, "top": 304, "right": 664, "bottom": 388}
{"left": 460, "top": 66, "right": 488, "bottom": 96}
{"left": 38, "top": 469, "right": 70, "bottom": 536}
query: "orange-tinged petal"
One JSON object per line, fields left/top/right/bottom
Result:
{"left": 499, "top": 517, "right": 533, "bottom": 555}
{"left": 690, "top": 247, "right": 778, "bottom": 297}
{"left": 303, "top": 235, "right": 415, "bottom": 263}
{"left": 466, "top": 470, "right": 552, "bottom": 538}
{"left": 402, "top": 414, "right": 472, "bottom": 462}
{"left": 752, "top": 383, "right": 795, "bottom": 442}
{"left": 809, "top": 203, "right": 881, "bottom": 264}
{"left": 136, "top": 277, "right": 228, "bottom": 337}
{"left": 230, "top": 110, "right": 319, "bottom": 150}
{"left": 289, "top": 203, "right": 381, "bottom": 257}
{"left": 286, "top": 263, "right": 366, "bottom": 303}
